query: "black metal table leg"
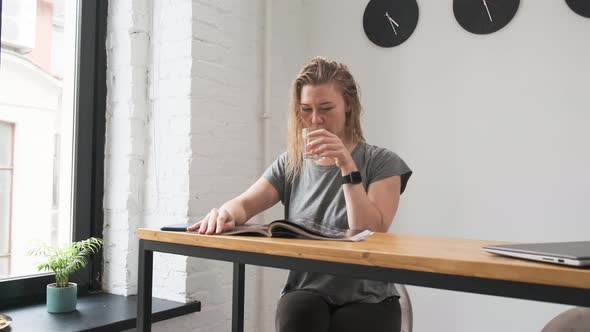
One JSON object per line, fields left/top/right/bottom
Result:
{"left": 138, "top": 240, "right": 154, "bottom": 331}
{"left": 232, "top": 262, "right": 245, "bottom": 332}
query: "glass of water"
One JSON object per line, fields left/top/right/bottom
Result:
{"left": 302, "top": 128, "right": 321, "bottom": 160}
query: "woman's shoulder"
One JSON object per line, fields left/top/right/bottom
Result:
{"left": 359, "top": 142, "right": 413, "bottom": 191}
{"left": 358, "top": 142, "right": 401, "bottom": 160}
{"left": 358, "top": 142, "right": 411, "bottom": 172}
{"left": 272, "top": 151, "right": 291, "bottom": 171}
{"left": 277, "top": 151, "right": 289, "bottom": 160}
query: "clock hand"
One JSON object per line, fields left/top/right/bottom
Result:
{"left": 482, "top": 0, "right": 493, "bottom": 22}
{"left": 387, "top": 18, "right": 398, "bottom": 35}
{"left": 385, "top": 12, "right": 400, "bottom": 27}
{"left": 385, "top": 11, "right": 399, "bottom": 36}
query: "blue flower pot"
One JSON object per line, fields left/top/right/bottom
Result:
{"left": 46, "top": 282, "right": 77, "bottom": 313}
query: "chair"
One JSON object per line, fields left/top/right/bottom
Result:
{"left": 396, "top": 284, "right": 413, "bottom": 332}
{"left": 541, "top": 307, "right": 590, "bottom": 331}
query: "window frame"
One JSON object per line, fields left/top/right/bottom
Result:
{"left": 0, "top": 0, "right": 107, "bottom": 307}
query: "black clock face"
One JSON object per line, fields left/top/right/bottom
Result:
{"left": 363, "top": 0, "right": 419, "bottom": 48}
{"left": 453, "top": 0, "right": 520, "bottom": 35}
{"left": 566, "top": 0, "right": 590, "bottom": 18}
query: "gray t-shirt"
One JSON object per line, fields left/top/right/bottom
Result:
{"left": 262, "top": 142, "right": 412, "bottom": 305}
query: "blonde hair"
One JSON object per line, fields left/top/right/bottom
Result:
{"left": 286, "top": 56, "right": 365, "bottom": 182}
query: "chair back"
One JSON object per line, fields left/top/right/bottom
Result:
{"left": 541, "top": 307, "right": 590, "bottom": 331}
{"left": 396, "top": 284, "right": 413, "bottom": 332}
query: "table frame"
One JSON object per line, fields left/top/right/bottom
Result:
{"left": 137, "top": 239, "right": 590, "bottom": 332}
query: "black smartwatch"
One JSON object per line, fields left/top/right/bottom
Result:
{"left": 341, "top": 171, "right": 362, "bottom": 185}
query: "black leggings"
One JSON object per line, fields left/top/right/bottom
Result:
{"left": 275, "top": 290, "right": 402, "bottom": 332}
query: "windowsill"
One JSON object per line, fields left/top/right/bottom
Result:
{"left": 0, "top": 292, "right": 201, "bottom": 331}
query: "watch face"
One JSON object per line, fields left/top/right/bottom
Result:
{"left": 566, "top": 0, "right": 590, "bottom": 18}
{"left": 363, "top": 0, "right": 419, "bottom": 48}
{"left": 453, "top": 0, "right": 520, "bottom": 35}
{"left": 350, "top": 171, "right": 362, "bottom": 183}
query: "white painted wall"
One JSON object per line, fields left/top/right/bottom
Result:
{"left": 103, "top": 0, "right": 590, "bottom": 331}
{"left": 291, "top": 0, "right": 590, "bottom": 331}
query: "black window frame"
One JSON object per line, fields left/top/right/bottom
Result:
{"left": 0, "top": 0, "right": 107, "bottom": 308}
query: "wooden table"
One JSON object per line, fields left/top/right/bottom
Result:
{"left": 137, "top": 229, "right": 590, "bottom": 332}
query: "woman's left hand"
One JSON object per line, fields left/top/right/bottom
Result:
{"left": 306, "top": 129, "right": 356, "bottom": 172}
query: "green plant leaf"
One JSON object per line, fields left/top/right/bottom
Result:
{"left": 27, "top": 237, "right": 104, "bottom": 287}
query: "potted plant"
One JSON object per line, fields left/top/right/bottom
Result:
{"left": 28, "top": 237, "right": 103, "bottom": 313}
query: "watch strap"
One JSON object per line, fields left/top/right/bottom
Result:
{"left": 342, "top": 171, "right": 362, "bottom": 185}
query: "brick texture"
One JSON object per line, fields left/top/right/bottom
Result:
{"left": 104, "top": 0, "right": 283, "bottom": 330}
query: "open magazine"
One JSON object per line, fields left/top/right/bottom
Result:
{"left": 161, "top": 219, "right": 373, "bottom": 242}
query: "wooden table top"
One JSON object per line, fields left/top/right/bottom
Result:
{"left": 138, "top": 229, "right": 590, "bottom": 290}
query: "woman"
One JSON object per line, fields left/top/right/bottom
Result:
{"left": 188, "top": 56, "right": 412, "bottom": 332}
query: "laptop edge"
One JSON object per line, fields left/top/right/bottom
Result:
{"left": 483, "top": 247, "right": 590, "bottom": 267}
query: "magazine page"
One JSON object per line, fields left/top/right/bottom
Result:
{"left": 271, "top": 219, "right": 373, "bottom": 241}
{"left": 222, "top": 224, "right": 271, "bottom": 237}
{"left": 281, "top": 219, "right": 361, "bottom": 238}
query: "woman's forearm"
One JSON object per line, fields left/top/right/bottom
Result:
{"left": 342, "top": 183, "right": 386, "bottom": 231}
{"left": 339, "top": 160, "right": 386, "bottom": 231}
{"left": 220, "top": 197, "right": 248, "bottom": 226}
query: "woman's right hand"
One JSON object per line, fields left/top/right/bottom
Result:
{"left": 187, "top": 207, "right": 237, "bottom": 235}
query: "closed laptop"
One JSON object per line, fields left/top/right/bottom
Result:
{"left": 482, "top": 241, "right": 590, "bottom": 267}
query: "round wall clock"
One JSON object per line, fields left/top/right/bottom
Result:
{"left": 566, "top": 0, "right": 590, "bottom": 18}
{"left": 363, "top": 0, "right": 419, "bottom": 48}
{"left": 453, "top": 0, "right": 520, "bottom": 35}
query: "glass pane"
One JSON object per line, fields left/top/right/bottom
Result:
{"left": 0, "top": 171, "right": 12, "bottom": 278}
{"left": 0, "top": 122, "right": 12, "bottom": 166}
{"left": 0, "top": 0, "right": 78, "bottom": 280}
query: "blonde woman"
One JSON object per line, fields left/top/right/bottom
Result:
{"left": 188, "top": 57, "right": 412, "bottom": 332}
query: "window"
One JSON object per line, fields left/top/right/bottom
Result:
{"left": 0, "top": 0, "right": 106, "bottom": 306}
{"left": 0, "top": 121, "right": 14, "bottom": 278}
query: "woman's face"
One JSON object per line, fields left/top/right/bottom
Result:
{"left": 299, "top": 82, "right": 348, "bottom": 139}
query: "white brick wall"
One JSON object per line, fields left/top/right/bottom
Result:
{"left": 103, "top": 0, "right": 151, "bottom": 296}
{"left": 104, "top": 0, "right": 290, "bottom": 331}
